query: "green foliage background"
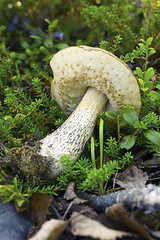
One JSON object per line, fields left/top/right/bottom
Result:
{"left": 0, "top": 0, "right": 160, "bottom": 200}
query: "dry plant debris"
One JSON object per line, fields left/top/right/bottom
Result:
{"left": 115, "top": 165, "right": 149, "bottom": 189}
{"left": 70, "top": 212, "right": 133, "bottom": 240}
{"left": 30, "top": 192, "right": 52, "bottom": 226}
{"left": 105, "top": 203, "right": 154, "bottom": 240}
{"left": 28, "top": 219, "right": 67, "bottom": 240}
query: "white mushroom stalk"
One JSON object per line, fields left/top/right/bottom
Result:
{"left": 11, "top": 46, "right": 142, "bottom": 183}
{"left": 39, "top": 87, "right": 107, "bottom": 178}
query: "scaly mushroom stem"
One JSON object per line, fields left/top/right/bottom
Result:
{"left": 39, "top": 87, "right": 108, "bottom": 178}
{"left": 11, "top": 87, "right": 107, "bottom": 183}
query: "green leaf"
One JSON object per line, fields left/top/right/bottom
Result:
{"left": 21, "top": 41, "right": 30, "bottom": 49}
{"left": 30, "top": 35, "right": 43, "bottom": 40}
{"left": 143, "top": 130, "right": 160, "bottom": 145}
{"left": 4, "top": 116, "right": 14, "bottom": 128}
{"left": 12, "top": 177, "right": 18, "bottom": 191}
{"left": 144, "top": 67, "right": 154, "bottom": 82}
{"left": 105, "top": 111, "right": 117, "bottom": 119}
{"left": 136, "top": 67, "right": 143, "bottom": 79}
{"left": 122, "top": 105, "right": 134, "bottom": 111}
{"left": 120, "top": 135, "right": 136, "bottom": 150}
{"left": 54, "top": 43, "right": 69, "bottom": 50}
{"left": 14, "top": 114, "right": 25, "bottom": 123}
{"left": 140, "top": 38, "right": 146, "bottom": 44}
{"left": 122, "top": 110, "right": 139, "bottom": 125}
{"left": 150, "top": 91, "right": 160, "bottom": 101}
{"left": 120, "top": 119, "right": 127, "bottom": 127}
{"left": 148, "top": 49, "right": 156, "bottom": 56}
{"left": 138, "top": 78, "right": 144, "bottom": 86}
{"left": 144, "top": 81, "right": 153, "bottom": 93}
{"left": 16, "top": 199, "right": 25, "bottom": 207}
{"left": 18, "top": 53, "right": 27, "bottom": 60}
{"left": 48, "top": 19, "right": 58, "bottom": 32}
{"left": 138, "top": 43, "right": 145, "bottom": 50}
{"left": 141, "top": 87, "right": 149, "bottom": 92}
{"left": 146, "top": 37, "right": 153, "bottom": 47}
{"left": 45, "top": 18, "right": 50, "bottom": 24}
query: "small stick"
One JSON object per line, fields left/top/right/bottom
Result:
{"left": 77, "top": 184, "right": 160, "bottom": 213}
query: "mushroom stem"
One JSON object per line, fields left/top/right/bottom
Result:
{"left": 39, "top": 86, "right": 108, "bottom": 178}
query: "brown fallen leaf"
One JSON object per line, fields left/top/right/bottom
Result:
{"left": 115, "top": 166, "right": 148, "bottom": 189}
{"left": 63, "top": 182, "right": 88, "bottom": 204}
{"left": 63, "top": 182, "right": 88, "bottom": 220}
{"left": 105, "top": 203, "right": 153, "bottom": 240}
{"left": 30, "top": 192, "right": 52, "bottom": 226}
{"left": 28, "top": 219, "right": 67, "bottom": 240}
{"left": 64, "top": 182, "right": 88, "bottom": 204}
{"left": 71, "top": 212, "right": 132, "bottom": 240}
{"left": 64, "top": 182, "right": 77, "bottom": 200}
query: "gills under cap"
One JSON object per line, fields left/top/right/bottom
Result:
{"left": 50, "top": 46, "right": 141, "bottom": 115}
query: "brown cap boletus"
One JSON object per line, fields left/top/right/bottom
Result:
{"left": 12, "top": 46, "right": 141, "bottom": 183}
{"left": 38, "top": 46, "right": 141, "bottom": 179}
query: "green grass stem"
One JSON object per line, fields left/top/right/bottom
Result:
{"left": 99, "top": 118, "right": 104, "bottom": 168}
{"left": 91, "top": 134, "right": 96, "bottom": 168}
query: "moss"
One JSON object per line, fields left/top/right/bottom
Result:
{"left": 10, "top": 143, "right": 49, "bottom": 185}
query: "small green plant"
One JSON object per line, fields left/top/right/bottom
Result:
{"left": 0, "top": 174, "right": 59, "bottom": 209}
{"left": 0, "top": 55, "right": 65, "bottom": 148}
{"left": 57, "top": 119, "right": 134, "bottom": 195}
{"left": 80, "top": 0, "right": 159, "bottom": 55}
{"left": 99, "top": 35, "right": 123, "bottom": 54}
{"left": 0, "top": 176, "right": 30, "bottom": 208}
{"left": 79, "top": 135, "right": 133, "bottom": 195}
{"left": 105, "top": 105, "right": 160, "bottom": 150}
{"left": 57, "top": 155, "right": 91, "bottom": 189}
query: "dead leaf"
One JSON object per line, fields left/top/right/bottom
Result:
{"left": 150, "top": 230, "right": 160, "bottom": 239}
{"left": 105, "top": 203, "right": 153, "bottom": 240}
{"left": 30, "top": 192, "right": 52, "bottom": 226}
{"left": 64, "top": 182, "right": 87, "bottom": 204}
{"left": 28, "top": 219, "right": 67, "bottom": 240}
{"left": 115, "top": 166, "right": 148, "bottom": 189}
{"left": 71, "top": 212, "right": 132, "bottom": 240}
{"left": 64, "top": 182, "right": 77, "bottom": 200}
{"left": 62, "top": 182, "right": 88, "bottom": 220}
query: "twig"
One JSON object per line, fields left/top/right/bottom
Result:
{"left": 77, "top": 184, "right": 160, "bottom": 213}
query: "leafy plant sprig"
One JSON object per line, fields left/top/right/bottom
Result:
{"left": 78, "top": 120, "right": 133, "bottom": 195}
{"left": 57, "top": 155, "right": 91, "bottom": 190}
{"left": 106, "top": 105, "right": 160, "bottom": 150}
{"left": 0, "top": 174, "right": 59, "bottom": 209}
{"left": 0, "top": 176, "right": 30, "bottom": 208}
{"left": 99, "top": 35, "right": 122, "bottom": 53}
{"left": 135, "top": 66, "right": 160, "bottom": 101}
{"left": 120, "top": 37, "right": 157, "bottom": 67}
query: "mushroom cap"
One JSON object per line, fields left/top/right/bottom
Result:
{"left": 50, "top": 46, "right": 141, "bottom": 115}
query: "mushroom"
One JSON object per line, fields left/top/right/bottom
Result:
{"left": 12, "top": 46, "right": 141, "bottom": 183}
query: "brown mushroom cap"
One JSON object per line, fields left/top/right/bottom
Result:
{"left": 50, "top": 46, "right": 141, "bottom": 115}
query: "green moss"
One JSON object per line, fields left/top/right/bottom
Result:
{"left": 10, "top": 143, "right": 49, "bottom": 185}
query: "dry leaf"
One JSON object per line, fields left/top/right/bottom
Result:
{"left": 64, "top": 182, "right": 77, "bottom": 200}
{"left": 105, "top": 203, "right": 153, "bottom": 240}
{"left": 71, "top": 212, "right": 132, "bottom": 240}
{"left": 30, "top": 192, "right": 52, "bottom": 226}
{"left": 115, "top": 166, "right": 148, "bottom": 189}
{"left": 64, "top": 182, "right": 87, "bottom": 204}
{"left": 28, "top": 219, "right": 67, "bottom": 240}
{"left": 150, "top": 230, "right": 160, "bottom": 239}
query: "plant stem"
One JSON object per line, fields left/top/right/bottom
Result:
{"left": 91, "top": 134, "right": 96, "bottom": 168}
{"left": 99, "top": 118, "right": 104, "bottom": 168}
{"left": 117, "top": 114, "right": 121, "bottom": 146}
{"left": 144, "top": 47, "right": 149, "bottom": 72}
